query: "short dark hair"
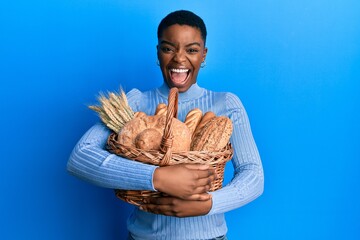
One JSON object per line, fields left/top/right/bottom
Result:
{"left": 157, "top": 10, "right": 207, "bottom": 44}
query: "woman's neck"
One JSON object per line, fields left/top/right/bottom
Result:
{"left": 157, "top": 82, "right": 204, "bottom": 101}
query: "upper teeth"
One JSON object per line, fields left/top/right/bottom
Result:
{"left": 171, "top": 69, "right": 189, "bottom": 73}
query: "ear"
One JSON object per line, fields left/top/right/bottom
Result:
{"left": 202, "top": 47, "right": 208, "bottom": 61}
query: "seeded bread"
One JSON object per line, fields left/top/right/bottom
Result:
{"left": 191, "top": 111, "right": 216, "bottom": 140}
{"left": 191, "top": 116, "right": 233, "bottom": 151}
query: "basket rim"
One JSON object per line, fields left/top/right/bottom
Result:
{"left": 107, "top": 131, "right": 233, "bottom": 165}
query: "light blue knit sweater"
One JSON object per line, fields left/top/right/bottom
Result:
{"left": 67, "top": 83, "right": 264, "bottom": 240}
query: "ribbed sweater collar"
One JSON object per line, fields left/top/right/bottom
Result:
{"left": 156, "top": 83, "right": 205, "bottom": 102}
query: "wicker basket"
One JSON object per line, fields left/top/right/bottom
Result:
{"left": 106, "top": 87, "right": 233, "bottom": 206}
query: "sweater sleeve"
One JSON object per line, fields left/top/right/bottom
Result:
{"left": 207, "top": 93, "right": 264, "bottom": 215}
{"left": 66, "top": 88, "right": 158, "bottom": 190}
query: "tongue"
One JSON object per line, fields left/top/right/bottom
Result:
{"left": 171, "top": 72, "right": 187, "bottom": 83}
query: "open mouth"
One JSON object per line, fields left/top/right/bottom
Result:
{"left": 169, "top": 68, "right": 190, "bottom": 85}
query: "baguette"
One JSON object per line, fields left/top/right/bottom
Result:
{"left": 192, "top": 111, "right": 216, "bottom": 139}
{"left": 154, "top": 103, "right": 167, "bottom": 116}
{"left": 184, "top": 108, "right": 203, "bottom": 138}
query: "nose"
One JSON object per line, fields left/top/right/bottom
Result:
{"left": 173, "top": 50, "right": 186, "bottom": 63}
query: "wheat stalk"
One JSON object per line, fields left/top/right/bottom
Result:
{"left": 89, "top": 88, "right": 134, "bottom": 133}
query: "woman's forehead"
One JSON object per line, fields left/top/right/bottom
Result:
{"left": 159, "top": 24, "right": 204, "bottom": 45}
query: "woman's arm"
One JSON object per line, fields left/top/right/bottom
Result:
{"left": 207, "top": 92, "right": 264, "bottom": 214}
{"left": 67, "top": 123, "right": 217, "bottom": 198}
{"left": 67, "top": 123, "right": 158, "bottom": 190}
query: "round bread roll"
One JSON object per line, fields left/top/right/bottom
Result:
{"left": 135, "top": 128, "right": 162, "bottom": 150}
{"left": 117, "top": 117, "right": 148, "bottom": 147}
{"left": 117, "top": 114, "right": 191, "bottom": 152}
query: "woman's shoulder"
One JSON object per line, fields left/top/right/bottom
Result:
{"left": 204, "top": 88, "right": 244, "bottom": 108}
{"left": 125, "top": 87, "right": 163, "bottom": 113}
{"left": 126, "top": 88, "right": 143, "bottom": 99}
{"left": 126, "top": 87, "right": 160, "bottom": 98}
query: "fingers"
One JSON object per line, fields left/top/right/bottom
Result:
{"left": 140, "top": 196, "right": 213, "bottom": 217}
{"left": 196, "top": 174, "right": 216, "bottom": 186}
{"left": 143, "top": 197, "right": 171, "bottom": 205}
{"left": 143, "top": 195, "right": 211, "bottom": 205}
{"left": 178, "top": 171, "right": 214, "bottom": 200}
{"left": 143, "top": 191, "right": 211, "bottom": 204}
{"left": 186, "top": 166, "right": 216, "bottom": 199}
{"left": 140, "top": 204, "right": 173, "bottom": 216}
{"left": 183, "top": 193, "right": 212, "bottom": 201}
{"left": 186, "top": 179, "right": 213, "bottom": 197}
{"left": 184, "top": 163, "right": 210, "bottom": 170}
{"left": 184, "top": 164, "right": 218, "bottom": 181}
{"left": 191, "top": 167, "right": 216, "bottom": 180}
{"left": 153, "top": 164, "right": 217, "bottom": 199}
{"left": 140, "top": 197, "right": 174, "bottom": 215}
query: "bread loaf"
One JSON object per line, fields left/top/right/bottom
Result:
{"left": 155, "top": 103, "right": 167, "bottom": 116}
{"left": 135, "top": 128, "right": 162, "bottom": 150}
{"left": 117, "top": 116, "right": 148, "bottom": 147}
{"left": 191, "top": 116, "right": 233, "bottom": 151}
{"left": 134, "top": 111, "right": 147, "bottom": 118}
{"left": 192, "top": 111, "right": 216, "bottom": 139}
{"left": 117, "top": 114, "right": 191, "bottom": 152}
{"left": 184, "top": 108, "right": 203, "bottom": 138}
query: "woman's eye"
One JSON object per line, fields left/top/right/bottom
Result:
{"left": 187, "top": 48, "right": 199, "bottom": 54}
{"left": 161, "top": 47, "right": 173, "bottom": 53}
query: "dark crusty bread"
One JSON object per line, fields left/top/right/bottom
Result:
{"left": 191, "top": 116, "right": 233, "bottom": 151}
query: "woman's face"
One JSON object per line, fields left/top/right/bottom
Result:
{"left": 157, "top": 24, "right": 207, "bottom": 92}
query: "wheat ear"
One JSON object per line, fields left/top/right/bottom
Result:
{"left": 88, "top": 88, "right": 134, "bottom": 133}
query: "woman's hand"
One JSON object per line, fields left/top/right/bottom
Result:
{"left": 140, "top": 196, "right": 212, "bottom": 217}
{"left": 153, "top": 164, "right": 216, "bottom": 201}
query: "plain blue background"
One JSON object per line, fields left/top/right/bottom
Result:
{"left": 1, "top": 1, "right": 359, "bottom": 239}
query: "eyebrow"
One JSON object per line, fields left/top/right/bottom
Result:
{"left": 159, "top": 40, "right": 201, "bottom": 47}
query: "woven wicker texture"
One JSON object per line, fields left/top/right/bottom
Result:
{"left": 107, "top": 88, "right": 233, "bottom": 206}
